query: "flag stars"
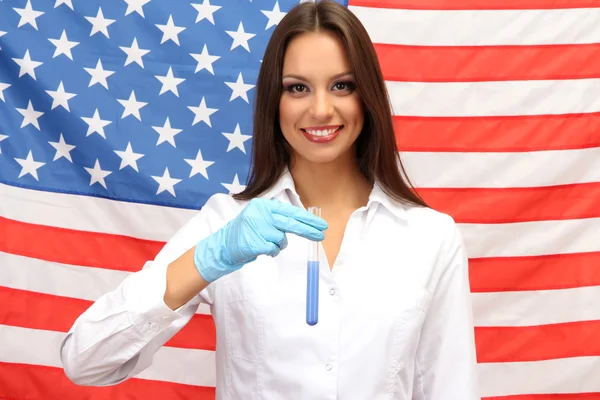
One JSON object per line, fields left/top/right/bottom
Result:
{"left": 85, "top": 59, "right": 115, "bottom": 89}
{"left": 16, "top": 100, "right": 44, "bottom": 130}
{"left": 225, "top": 72, "right": 255, "bottom": 103}
{"left": 124, "top": 0, "right": 151, "bottom": 17}
{"left": 54, "top": 0, "right": 74, "bottom": 10}
{"left": 48, "top": 133, "right": 76, "bottom": 162}
{"left": 85, "top": 159, "right": 112, "bottom": 189}
{"left": 12, "top": 49, "right": 43, "bottom": 80}
{"left": 190, "top": 44, "right": 220, "bottom": 75}
{"left": 0, "top": 82, "right": 11, "bottom": 102}
{"left": 152, "top": 117, "right": 182, "bottom": 147}
{"left": 14, "top": 0, "right": 45, "bottom": 30}
{"left": 46, "top": 81, "right": 76, "bottom": 111}
{"left": 222, "top": 123, "right": 252, "bottom": 153}
{"left": 48, "top": 30, "right": 79, "bottom": 60}
{"left": 15, "top": 150, "right": 45, "bottom": 181}
{"left": 120, "top": 37, "right": 150, "bottom": 68}
{"left": 86, "top": 8, "right": 116, "bottom": 38}
{"left": 152, "top": 168, "right": 182, "bottom": 197}
{"left": 191, "top": 0, "right": 221, "bottom": 24}
{"left": 156, "top": 15, "right": 186, "bottom": 46}
{"left": 0, "top": 133, "right": 8, "bottom": 154}
{"left": 155, "top": 66, "right": 185, "bottom": 97}
{"left": 188, "top": 97, "right": 218, "bottom": 127}
{"left": 226, "top": 22, "right": 256, "bottom": 52}
{"left": 262, "top": 2, "right": 287, "bottom": 30}
{"left": 114, "top": 142, "right": 144, "bottom": 171}
{"left": 117, "top": 90, "right": 148, "bottom": 120}
{"left": 184, "top": 149, "right": 214, "bottom": 179}
{"left": 222, "top": 174, "right": 246, "bottom": 195}
{"left": 81, "top": 109, "right": 112, "bottom": 138}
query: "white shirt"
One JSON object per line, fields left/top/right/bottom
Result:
{"left": 60, "top": 171, "right": 480, "bottom": 399}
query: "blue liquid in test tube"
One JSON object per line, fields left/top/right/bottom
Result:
{"left": 306, "top": 206, "right": 321, "bottom": 326}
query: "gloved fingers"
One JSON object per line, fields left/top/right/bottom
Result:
{"left": 268, "top": 200, "right": 328, "bottom": 231}
{"left": 271, "top": 213, "right": 326, "bottom": 241}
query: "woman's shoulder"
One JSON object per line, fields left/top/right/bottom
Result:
{"left": 401, "top": 204, "right": 463, "bottom": 250}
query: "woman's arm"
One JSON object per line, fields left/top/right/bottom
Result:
{"left": 412, "top": 220, "right": 481, "bottom": 400}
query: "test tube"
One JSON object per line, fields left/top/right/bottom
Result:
{"left": 306, "top": 206, "right": 321, "bottom": 326}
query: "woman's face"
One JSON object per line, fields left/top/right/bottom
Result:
{"left": 279, "top": 31, "right": 364, "bottom": 167}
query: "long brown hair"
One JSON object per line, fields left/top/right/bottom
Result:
{"left": 233, "top": 0, "right": 427, "bottom": 208}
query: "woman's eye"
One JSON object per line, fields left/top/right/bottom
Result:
{"left": 287, "top": 84, "right": 307, "bottom": 93}
{"left": 333, "top": 81, "right": 355, "bottom": 91}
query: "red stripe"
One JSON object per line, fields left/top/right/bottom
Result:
{"left": 0, "top": 216, "right": 164, "bottom": 272}
{"left": 394, "top": 113, "right": 600, "bottom": 152}
{"left": 0, "top": 286, "right": 216, "bottom": 351}
{"left": 484, "top": 395, "right": 600, "bottom": 400}
{"left": 0, "top": 362, "right": 215, "bottom": 400}
{"left": 350, "top": 0, "right": 600, "bottom": 10}
{"left": 376, "top": 43, "right": 600, "bottom": 83}
{"left": 469, "top": 252, "right": 600, "bottom": 293}
{"left": 418, "top": 183, "right": 600, "bottom": 224}
{"left": 475, "top": 320, "right": 600, "bottom": 363}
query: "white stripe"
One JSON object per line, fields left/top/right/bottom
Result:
{"left": 0, "top": 251, "right": 211, "bottom": 315}
{"left": 472, "top": 285, "right": 600, "bottom": 327}
{"left": 479, "top": 356, "right": 600, "bottom": 397}
{"left": 350, "top": 6, "right": 600, "bottom": 46}
{"left": 0, "top": 325, "right": 216, "bottom": 387}
{"left": 0, "top": 182, "right": 195, "bottom": 241}
{"left": 385, "top": 78, "right": 600, "bottom": 117}
{"left": 459, "top": 217, "right": 600, "bottom": 258}
{"left": 401, "top": 147, "right": 600, "bottom": 188}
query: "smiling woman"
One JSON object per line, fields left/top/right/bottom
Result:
{"left": 60, "top": 1, "right": 480, "bottom": 399}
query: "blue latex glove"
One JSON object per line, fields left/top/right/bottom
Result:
{"left": 194, "top": 198, "right": 328, "bottom": 282}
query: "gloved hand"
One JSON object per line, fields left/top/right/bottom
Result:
{"left": 194, "top": 198, "right": 328, "bottom": 282}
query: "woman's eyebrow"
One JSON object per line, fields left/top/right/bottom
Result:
{"left": 282, "top": 71, "right": 354, "bottom": 81}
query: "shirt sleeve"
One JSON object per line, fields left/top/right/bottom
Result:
{"left": 412, "top": 219, "right": 481, "bottom": 400}
{"left": 59, "top": 199, "right": 223, "bottom": 387}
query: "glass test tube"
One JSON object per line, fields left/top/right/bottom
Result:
{"left": 306, "top": 206, "right": 321, "bottom": 326}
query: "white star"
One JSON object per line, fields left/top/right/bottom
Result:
{"left": 55, "top": 0, "right": 74, "bottom": 10}
{"left": 222, "top": 123, "right": 252, "bottom": 153}
{"left": 12, "top": 49, "right": 43, "bottom": 80}
{"left": 0, "top": 82, "right": 11, "bottom": 102}
{"left": 48, "top": 133, "right": 76, "bottom": 162}
{"left": 124, "top": 0, "right": 151, "bottom": 17}
{"left": 15, "top": 150, "right": 45, "bottom": 180}
{"left": 222, "top": 174, "right": 246, "bottom": 195}
{"left": 13, "top": 0, "right": 44, "bottom": 30}
{"left": 191, "top": 0, "right": 221, "bottom": 24}
{"left": 0, "top": 31, "right": 6, "bottom": 50}
{"left": 85, "top": 159, "right": 112, "bottom": 189}
{"left": 84, "top": 59, "right": 115, "bottom": 89}
{"left": 225, "top": 72, "right": 255, "bottom": 103}
{"left": 117, "top": 90, "right": 147, "bottom": 120}
{"left": 45, "top": 81, "right": 76, "bottom": 111}
{"left": 81, "top": 109, "right": 111, "bottom": 138}
{"left": 155, "top": 15, "right": 186, "bottom": 46}
{"left": 152, "top": 117, "right": 182, "bottom": 147}
{"left": 225, "top": 22, "right": 256, "bottom": 52}
{"left": 16, "top": 100, "right": 44, "bottom": 130}
{"left": 190, "top": 44, "right": 220, "bottom": 74}
{"left": 48, "top": 30, "right": 79, "bottom": 60}
{"left": 155, "top": 66, "right": 185, "bottom": 97}
{"left": 152, "top": 167, "right": 182, "bottom": 197}
{"left": 114, "top": 142, "right": 144, "bottom": 171}
{"left": 85, "top": 8, "right": 116, "bottom": 38}
{"left": 184, "top": 149, "right": 214, "bottom": 179}
{"left": 119, "top": 37, "right": 150, "bottom": 68}
{"left": 262, "top": 1, "right": 286, "bottom": 30}
{"left": 0, "top": 133, "right": 8, "bottom": 154}
{"left": 188, "top": 97, "right": 218, "bottom": 127}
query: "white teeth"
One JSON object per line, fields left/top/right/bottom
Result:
{"left": 304, "top": 127, "right": 340, "bottom": 137}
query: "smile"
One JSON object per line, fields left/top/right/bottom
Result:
{"left": 300, "top": 125, "right": 343, "bottom": 143}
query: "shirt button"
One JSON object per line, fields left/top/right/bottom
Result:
{"left": 325, "top": 364, "right": 332, "bottom": 371}
{"left": 329, "top": 288, "right": 336, "bottom": 296}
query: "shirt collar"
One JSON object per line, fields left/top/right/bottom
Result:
{"left": 259, "top": 168, "right": 408, "bottom": 221}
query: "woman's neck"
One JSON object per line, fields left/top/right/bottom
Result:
{"left": 289, "top": 155, "right": 372, "bottom": 212}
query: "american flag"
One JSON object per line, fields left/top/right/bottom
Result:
{"left": 1, "top": 0, "right": 599, "bottom": 398}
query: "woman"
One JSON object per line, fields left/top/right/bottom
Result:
{"left": 60, "top": 1, "right": 480, "bottom": 399}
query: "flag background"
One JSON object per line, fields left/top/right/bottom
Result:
{"left": 1, "top": 0, "right": 600, "bottom": 398}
